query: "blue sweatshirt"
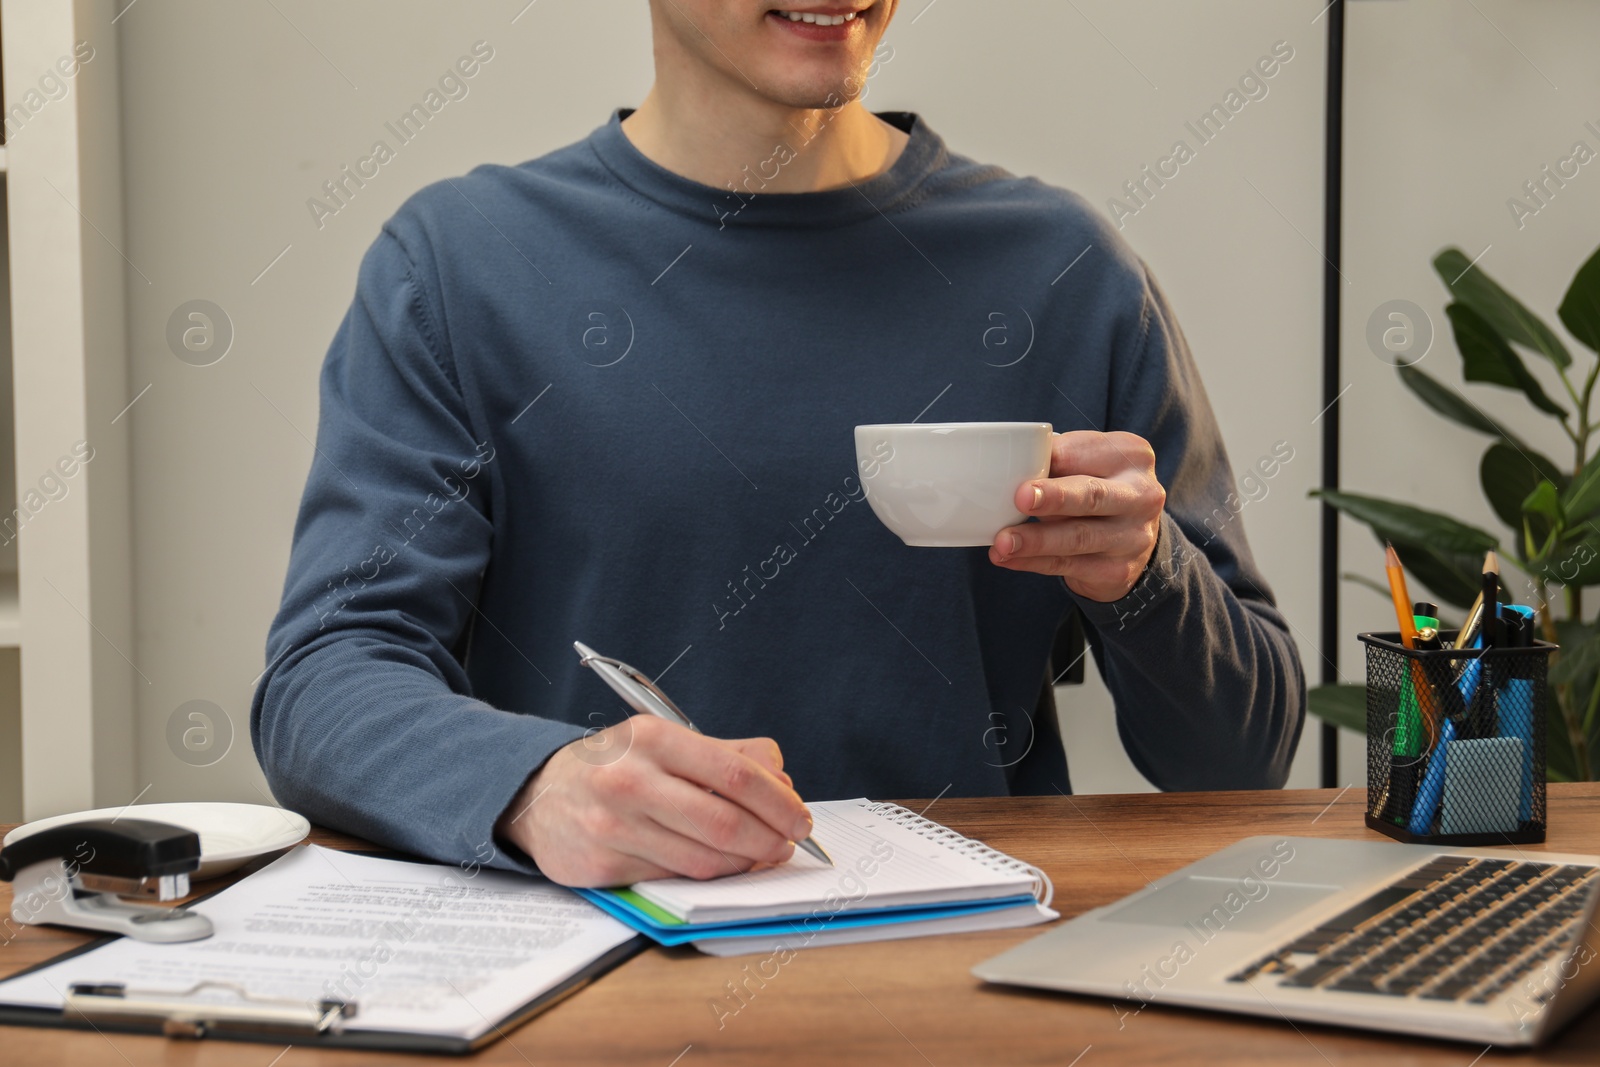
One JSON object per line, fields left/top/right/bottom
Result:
{"left": 252, "top": 110, "right": 1305, "bottom": 873}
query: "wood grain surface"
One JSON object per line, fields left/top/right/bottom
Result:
{"left": 5, "top": 785, "right": 1600, "bottom": 1065}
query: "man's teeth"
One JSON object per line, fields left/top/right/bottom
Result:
{"left": 777, "top": 10, "right": 858, "bottom": 25}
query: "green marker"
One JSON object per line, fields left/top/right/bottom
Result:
{"left": 1392, "top": 611, "right": 1436, "bottom": 759}
{"left": 1387, "top": 611, "right": 1438, "bottom": 824}
{"left": 1393, "top": 668, "right": 1422, "bottom": 758}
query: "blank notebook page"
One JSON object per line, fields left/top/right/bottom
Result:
{"left": 630, "top": 799, "right": 1045, "bottom": 923}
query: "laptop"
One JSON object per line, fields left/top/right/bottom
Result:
{"left": 973, "top": 836, "right": 1600, "bottom": 1046}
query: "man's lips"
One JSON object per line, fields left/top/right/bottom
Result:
{"left": 766, "top": 5, "right": 869, "bottom": 41}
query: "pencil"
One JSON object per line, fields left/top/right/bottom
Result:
{"left": 1385, "top": 542, "right": 1439, "bottom": 747}
{"left": 1385, "top": 542, "right": 1417, "bottom": 649}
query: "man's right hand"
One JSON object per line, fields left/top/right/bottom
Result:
{"left": 495, "top": 715, "right": 814, "bottom": 887}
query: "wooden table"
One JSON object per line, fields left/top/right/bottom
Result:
{"left": 5, "top": 785, "right": 1600, "bottom": 1065}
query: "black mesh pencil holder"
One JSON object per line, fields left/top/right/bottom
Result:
{"left": 1361, "top": 632, "right": 1555, "bottom": 846}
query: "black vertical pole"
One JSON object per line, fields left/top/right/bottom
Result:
{"left": 1320, "top": 0, "right": 1346, "bottom": 789}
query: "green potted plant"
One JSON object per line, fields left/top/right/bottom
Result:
{"left": 1310, "top": 243, "right": 1600, "bottom": 781}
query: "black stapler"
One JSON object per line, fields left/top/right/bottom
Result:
{"left": 0, "top": 818, "right": 214, "bottom": 942}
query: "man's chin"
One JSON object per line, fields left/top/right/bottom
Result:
{"left": 759, "top": 78, "right": 866, "bottom": 112}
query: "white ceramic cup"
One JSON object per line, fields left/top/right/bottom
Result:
{"left": 854, "top": 422, "right": 1054, "bottom": 547}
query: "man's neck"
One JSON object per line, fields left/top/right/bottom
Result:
{"left": 621, "top": 83, "right": 910, "bottom": 195}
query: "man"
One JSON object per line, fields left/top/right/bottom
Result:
{"left": 253, "top": 0, "right": 1305, "bottom": 888}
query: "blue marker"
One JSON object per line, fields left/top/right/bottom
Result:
{"left": 1500, "top": 605, "right": 1536, "bottom": 824}
{"left": 1408, "top": 717, "right": 1455, "bottom": 835}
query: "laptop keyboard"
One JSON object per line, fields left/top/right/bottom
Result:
{"left": 1228, "top": 856, "right": 1600, "bottom": 1003}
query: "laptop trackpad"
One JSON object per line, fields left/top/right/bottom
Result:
{"left": 1101, "top": 877, "right": 1341, "bottom": 933}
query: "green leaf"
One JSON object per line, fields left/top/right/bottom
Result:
{"left": 1481, "top": 442, "right": 1567, "bottom": 531}
{"left": 1556, "top": 617, "right": 1593, "bottom": 647}
{"left": 1398, "top": 365, "right": 1528, "bottom": 451}
{"left": 1386, "top": 540, "right": 1489, "bottom": 611}
{"left": 1312, "top": 490, "right": 1492, "bottom": 608}
{"left": 1562, "top": 448, "right": 1600, "bottom": 525}
{"left": 1557, "top": 244, "right": 1600, "bottom": 354}
{"left": 1435, "top": 247, "right": 1572, "bottom": 370}
{"left": 1548, "top": 730, "right": 1579, "bottom": 783}
{"left": 1340, "top": 572, "right": 1462, "bottom": 626}
{"left": 1447, "top": 303, "right": 1567, "bottom": 417}
{"left": 1545, "top": 706, "right": 1581, "bottom": 783}
{"left": 1526, "top": 519, "right": 1560, "bottom": 564}
{"left": 1550, "top": 631, "right": 1600, "bottom": 686}
{"left": 1538, "top": 535, "right": 1600, "bottom": 588}
{"left": 1311, "top": 489, "right": 1499, "bottom": 554}
{"left": 1523, "top": 483, "right": 1563, "bottom": 535}
{"left": 1548, "top": 619, "right": 1594, "bottom": 782}
{"left": 1308, "top": 684, "right": 1368, "bottom": 734}
{"left": 1571, "top": 541, "right": 1600, "bottom": 586}
{"left": 1341, "top": 571, "right": 1395, "bottom": 601}
{"left": 1522, "top": 480, "right": 1565, "bottom": 536}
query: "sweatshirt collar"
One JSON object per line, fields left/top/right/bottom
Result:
{"left": 586, "top": 108, "right": 944, "bottom": 229}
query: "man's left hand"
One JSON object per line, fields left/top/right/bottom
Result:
{"left": 988, "top": 430, "right": 1166, "bottom": 603}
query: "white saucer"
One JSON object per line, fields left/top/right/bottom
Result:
{"left": 3, "top": 802, "right": 311, "bottom": 880}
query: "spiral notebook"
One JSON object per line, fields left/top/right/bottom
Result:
{"left": 575, "top": 800, "right": 1057, "bottom": 953}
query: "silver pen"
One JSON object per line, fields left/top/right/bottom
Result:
{"left": 573, "top": 641, "right": 833, "bottom": 866}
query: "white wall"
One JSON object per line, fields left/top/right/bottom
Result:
{"left": 112, "top": 0, "right": 1329, "bottom": 805}
{"left": 897, "top": 2, "right": 1329, "bottom": 791}
{"left": 1337, "top": 0, "right": 1600, "bottom": 784}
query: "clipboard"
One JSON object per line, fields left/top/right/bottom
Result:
{"left": 0, "top": 934, "right": 643, "bottom": 1049}
{"left": 0, "top": 850, "right": 649, "bottom": 1055}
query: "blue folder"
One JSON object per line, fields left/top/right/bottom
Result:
{"left": 574, "top": 887, "right": 1040, "bottom": 946}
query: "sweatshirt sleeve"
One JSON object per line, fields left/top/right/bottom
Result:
{"left": 250, "top": 226, "right": 584, "bottom": 873}
{"left": 1066, "top": 263, "right": 1306, "bottom": 790}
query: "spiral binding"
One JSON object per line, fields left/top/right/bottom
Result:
{"left": 866, "top": 802, "right": 1055, "bottom": 907}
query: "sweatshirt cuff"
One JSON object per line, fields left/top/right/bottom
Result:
{"left": 471, "top": 715, "right": 588, "bottom": 876}
{"left": 1064, "top": 511, "right": 1190, "bottom": 637}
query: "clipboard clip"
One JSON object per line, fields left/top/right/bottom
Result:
{"left": 66, "top": 980, "right": 355, "bottom": 1038}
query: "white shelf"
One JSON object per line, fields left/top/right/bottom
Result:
{"left": 3, "top": 0, "right": 135, "bottom": 817}
{"left": 0, "top": 573, "right": 16, "bottom": 647}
